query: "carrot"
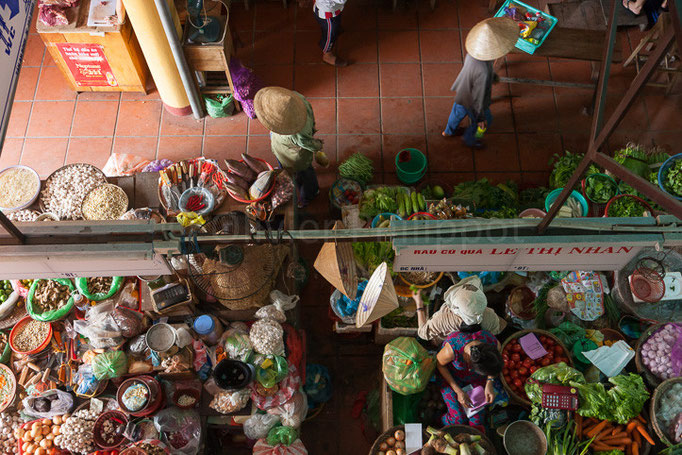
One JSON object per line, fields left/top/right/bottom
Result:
{"left": 576, "top": 414, "right": 583, "bottom": 437}
{"left": 600, "top": 437, "right": 633, "bottom": 445}
{"left": 595, "top": 427, "right": 614, "bottom": 441}
{"left": 633, "top": 441, "right": 640, "bottom": 455}
{"left": 592, "top": 442, "right": 625, "bottom": 451}
{"left": 627, "top": 420, "right": 638, "bottom": 433}
{"left": 586, "top": 420, "right": 609, "bottom": 438}
{"left": 604, "top": 431, "right": 628, "bottom": 439}
{"left": 635, "top": 423, "right": 655, "bottom": 445}
{"left": 611, "top": 426, "right": 624, "bottom": 436}
{"left": 633, "top": 429, "right": 641, "bottom": 446}
{"left": 636, "top": 415, "right": 646, "bottom": 423}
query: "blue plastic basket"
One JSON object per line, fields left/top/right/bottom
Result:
{"left": 544, "top": 188, "right": 589, "bottom": 217}
{"left": 657, "top": 153, "right": 682, "bottom": 201}
{"left": 494, "top": 0, "right": 558, "bottom": 54}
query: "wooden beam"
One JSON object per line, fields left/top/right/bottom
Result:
{"left": 0, "top": 212, "right": 25, "bottom": 244}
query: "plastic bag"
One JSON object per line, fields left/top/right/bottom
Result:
{"left": 244, "top": 414, "right": 280, "bottom": 441}
{"left": 204, "top": 94, "right": 235, "bottom": 118}
{"left": 382, "top": 337, "right": 436, "bottom": 395}
{"left": 267, "top": 392, "right": 307, "bottom": 428}
{"left": 267, "top": 425, "right": 298, "bottom": 447}
{"left": 111, "top": 306, "right": 144, "bottom": 338}
{"left": 224, "top": 333, "right": 253, "bottom": 362}
{"left": 102, "top": 153, "right": 151, "bottom": 177}
{"left": 256, "top": 356, "right": 289, "bottom": 388}
{"left": 26, "top": 278, "right": 75, "bottom": 322}
{"left": 92, "top": 350, "right": 128, "bottom": 380}
{"left": 73, "top": 300, "right": 125, "bottom": 348}
{"left": 393, "top": 389, "right": 423, "bottom": 425}
{"left": 304, "top": 364, "right": 332, "bottom": 407}
{"left": 550, "top": 321, "right": 586, "bottom": 348}
{"left": 23, "top": 389, "right": 74, "bottom": 418}
{"left": 251, "top": 364, "right": 301, "bottom": 411}
{"left": 524, "top": 362, "right": 585, "bottom": 403}
{"left": 209, "top": 389, "right": 250, "bottom": 414}
{"left": 73, "top": 364, "right": 102, "bottom": 397}
{"left": 153, "top": 408, "right": 201, "bottom": 455}
{"left": 141, "top": 159, "right": 173, "bottom": 173}
{"left": 250, "top": 318, "right": 285, "bottom": 356}
{"left": 253, "top": 438, "right": 308, "bottom": 455}
{"left": 75, "top": 276, "right": 123, "bottom": 301}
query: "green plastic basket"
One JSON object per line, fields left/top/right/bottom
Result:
{"left": 395, "top": 149, "right": 427, "bottom": 184}
{"left": 494, "top": 0, "right": 558, "bottom": 54}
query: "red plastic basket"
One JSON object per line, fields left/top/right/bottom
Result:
{"left": 225, "top": 158, "right": 275, "bottom": 203}
{"left": 406, "top": 211, "right": 437, "bottom": 220}
{"left": 630, "top": 267, "right": 665, "bottom": 303}
{"left": 605, "top": 194, "right": 654, "bottom": 217}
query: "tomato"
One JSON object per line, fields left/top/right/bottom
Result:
{"left": 512, "top": 343, "right": 522, "bottom": 353}
{"left": 511, "top": 353, "right": 521, "bottom": 361}
{"left": 510, "top": 370, "right": 519, "bottom": 379}
{"left": 541, "top": 358, "right": 551, "bottom": 366}
{"left": 556, "top": 357, "right": 567, "bottom": 364}
{"left": 522, "top": 359, "right": 533, "bottom": 368}
{"left": 530, "top": 366, "right": 538, "bottom": 373}
{"left": 545, "top": 338, "right": 555, "bottom": 347}
{"left": 518, "top": 367, "right": 528, "bottom": 376}
{"left": 554, "top": 345, "right": 564, "bottom": 355}
{"left": 539, "top": 335, "right": 547, "bottom": 343}
{"left": 503, "top": 353, "right": 510, "bottom": 361}
{"left": 513, "top": 378, "right": 523, "bottom": 388}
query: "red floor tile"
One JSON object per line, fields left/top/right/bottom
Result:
{"left": 245, "top": 135, "right": 273, "bottom": 162}
{"left": 336, "top": 31, "right": 379, "bottom": 63}
{"left": 512, "top": 93, "right": 559, "bottom": 133}
{"left": 549, "top": 59, "right": 594, "bottom": 85}
{"left": 70, "top": 101, "right": 118, "bottom": 137}
{"left": 35, "top": 66, "right": 77, "bottom": 101}
{"left": 229, "top": 4, "right": 255, "bottom": 32}
{"left": 378, "top": 31, "right": 420, "bottom": 63}
{"left": 561, "top": 132, "right": 590, "bottom": 154}
{"left": 418, "top": 0, "right": 459, "bottom": 29}
{"left": 337, "top": 64, "right": 379, "bottom": 97}
{"left": 642, "top": 131, "right": 682, "bottom": 154}
{"left": 0, "top": 138, "right": 23, "bottom": 169}
{"left": 309, "top": 98, "right": 337, "bottom": 134}
{"left": 253, "top": 64, "right": 294, "bottom": 89}
{"left": 424, "top": 96, "right": 455, "bottom": 134}
{"left": 205, "top": 113, "right": 249, "bottom": 136}
{"left": 160, "top": 110, "right": 205, "bottom": 136}
{"left": 66, "top": 137, "right": 113, "bottom": 168}
{"left": 120, "top": 87, "right": 161, "bottom": 102}
{"left": 338, "top": 134, "right": 383, "bottom": 172}
{"left": 554, "top": 88, "right": 594, "bottom": 134}
{"left": 112, "top": 137, "right": 158, "bottom": 160}
{"left": 296, "top": 8, "right": 318, "bottom": 31}
{"left": 6, "top": 103, "right": 31, "bottom": 138}
{"left": 604, "top": 94, "right": 649, "bottom": 133}
{"left": 505, "top": 54, "right": 552, "bottom": 97}
{"left": 203, "top": 136, "right": 248, "bottom": 161}
{"left": 489, "top": 98, "right": 514, "bottom": 133}
{"left": 457, "top": 2, "right": 491, "bottom": 28}
{"left": 645, "top": 94, "right": 682, "bottom": 131}
{"left": 27, "top": 101, "right": 75, "bottom": 137}
{"left": 254, "top": 31, "right": 295, "bottom": 65}
{"left": 517, "top": 132, "right": 563, "bottom": 171}
{"left": 420, "top": 30, "right": 462, "bottom": 62}
{"left": 294, "top": 64, "right": 336, "bottom": 97}
{"left": 248, "top": 117, "right": 270, "bottom": 135}
{"left": 116, "top": 101, "right": 162, "bottom": 136}
{"left": 380, "top": 98, "right": 425, "bottom": 134}
{"left": 295, "top": 30, "right": 323, "bottom": 64}
{"left": 382, "top": 134, "right": 427, "bottom": 170}
{"left": 157, "top": 136, "right": 203, "bottom": 161}
{"left": 422, "top": 63, "right": 459, "bottom": 96}
{"left": 316, "top": 135, "right": 339, "bottom": 189}
{"left": 14, "top": 67, "right": 39, "bottom": 101}
{"left": 380, "top": 63, "right": 423, "bottom": 96}
{"left": 77, "top": 91, "right": 121, "bottom": 101}
{"left": 474, "top": 133, "right": 520, "bottom": 172}
{"left": 21, "top": 138, "right": 68, "bottom": 176}
{"left": 606, "top": 128, "right": 649, "bottom": 152}
{"left": 254, "top": 2, "right": 295, "bottom": 31}
{"left": 426, "top": 133, "right": 475, "bottom": 172}
{"left": 338, "top": 98, "right": 379, "bottom": 134}
{"left": 22, "top": 34, "right": 45, "bottom": 67}
{"left": 521, "top": 171, "right": 552, "bottom": 188}
{"left": 429, "top": 172, "right": 476, "bottom": 189}
{"left": 377, "top": 5, "right": 418, "bottom": 30}
{"left": 341, "top": 4, "right": 378, "bottom": 30}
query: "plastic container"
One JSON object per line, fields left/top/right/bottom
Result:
{"left": 395, "top": 148, "right": 427, "bottom": 184}
{"left": 406, "top": 211, "right": 436, "bottom": 220}
{"left": 544, "top": 188, "right": 589, "bottom": 217}
{"left": 179, "top": 186, "right": 216, "bottom": 216}
{"left": 0, "top": 165, "right": 41, "bottom": 212}
{"left": 9, "top": 317, "right": 52, "bottom": 355}
{"left": 605, "top": 194, "right": 654, "bottom": 217}
{"left": 657, "top": 153, "right": 682, "bottom": 200}
{"left": 213, "top": 359, "right": 255, "bottom": 390}
{"left": 494, "top": 0, "right": 558, "bottom": 54}
{"left": 193, "top": 314, "right": 223, "bottom": 346}
{"left": 371, "top": 212, "right": 402, "bottom": 228}
{"left": 117, "top": 376, "right": 164, "bottom": 417}
{"left": 519, "top": 208, "right": 547, "bottom": 218}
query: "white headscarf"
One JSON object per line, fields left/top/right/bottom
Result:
{"left": 443, "top": 276, "right": 487, "bottom": 325}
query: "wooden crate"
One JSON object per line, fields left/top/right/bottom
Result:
{"left": 380, "top": 375, "right": 394, "bottom": 432}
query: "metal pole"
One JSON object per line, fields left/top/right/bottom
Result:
{"left": 152, "top": 0, "right": 204, "bottom": 120}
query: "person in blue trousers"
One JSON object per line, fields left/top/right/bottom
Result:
{"left": 443, "top": 18, "right": 518, "bottom": 149}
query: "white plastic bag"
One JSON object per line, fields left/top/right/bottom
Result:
{"left": 23, "top": 389, "right": 74, "bottom": 418}
{"left": 243, "top": 414, "right": 280, "bottom": 441}
{"left": 267, "top": 391, "right": 308, "bottom": 428}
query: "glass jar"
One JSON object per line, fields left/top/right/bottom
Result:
{"left": 193, "top": 314, "right": 223, "bottom": 346}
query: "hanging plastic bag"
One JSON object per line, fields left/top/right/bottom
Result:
{"left": 23, "top": 389, "right": 74, "bottom": 418}
{"left": 267, "top": 392, "right": 307, "bottom": 428}
{"left": 153, "top": 408, "right": 201, "bottom": 455}
{"left": 252, "top": 438, "right": 308, "bottom": 455}
{"left": 102, "top": 153, "right": 151, "bottom": 177}
{"left": 250, "top": 318, "right": 285, "bottom": 356}
{"left": 209, "top": 389, "right": 250, "bottom": 414}
{"left": 92, "top": 350, "right": 128, "bottom": 380}
{"left": 256, "top": 356, "right": 289, "bottom": 389}
{"left": 267, "top": 425, "right": 298, "bottom": 446}
{"left": 304, "top": 364, "right": 332, "bottom": 408}
{"left": 224, "top": 333, "right": 253, "bottom": 362}
{"left": 75, "top": 276, "right": 124, "bottom": 301}
{"left": 244, "top": 413, "right": 281, "bottom": 441}
{"left": 251, "top": 364, "right": 301, "bottom": 410}
{"left": 382, "top": 337, "right": 436, "bottom": 395}
{"left": 73, "top": 300, "right": 125, "bottom": 348}
{"left": 26, "top": 279, "right": 75, "bottom": 322}
{"left": 204, "top": 94, "right": 235, "bottom": 118}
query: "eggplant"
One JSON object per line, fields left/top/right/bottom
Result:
{"left": 224, "top": 159, "right": 256, "bottom": 182}
{"left": 241, "top": 153, "right": 269, "bottom": 174}
{"left": 224, "top": 183, "right": 250, "bottom": 200}
{"left": 225, "top": 172, "right": 250, "bottom": 190}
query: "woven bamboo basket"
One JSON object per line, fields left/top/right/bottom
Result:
{"left": 500, "top": 329, "right": 573, "bottom": 407}
{"left": 650, "top": 377, "right": 682, "bottom": 446}
{"left": 635, "top": 322, "right": 667, "bottom": 388}
{"left": 39, "top": 163, "right": 107, "bottom": 218}
{"left": 368, "top": 425, "right": 403, "bottom": 455}
{"left": 440, "top": 425, "right": 497, "bottom": 454}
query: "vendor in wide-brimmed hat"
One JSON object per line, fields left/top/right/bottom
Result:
{"left": 442, "top": 17, "right": 518, "bottom": 149}
{"left": 254, "top": 87, "right": 329, "bottom": 207}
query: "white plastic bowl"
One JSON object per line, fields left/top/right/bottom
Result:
{"left": 0, "top": 165, "right": 41, "bottom": 212}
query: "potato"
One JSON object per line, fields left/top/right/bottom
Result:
{"left": 41, "top": 419, "right": 51, "bottom": 426}
{"left": 386, "top": 437, "right": 396, "bottom": 446}
{"left": 386, "top": 450, "right": 397, "bottom": 455}
{"left": 41, "top": 425, "right": 50, "bottom": 435}
{"left": 45, "top": 433, "right": 54, "bottom": 441}
{"left": 51, "top": 426, "right": 60, "bottom": 436}
{"left": 36, "top": 448, "right": 46, "bottom": 455}
{"left": 394, "top": 430, "right": 405, "bottom": 441}
{"left": 34, "top": 434, "right": 43, "bottom": 443}
{"left": 26, "top": 443, "right": 35, "bottom": 453}
{"left": 21, "top": 442, "right": 29, "bottom": 452}
{"left": 30, "top": 427, "right": 39, "bottom": 439}
{"left": 379, "top": 442, "right": 388, "bottom": 451}
{"left": 395, "top": 441, "right": 405, "bottom": 449}
{"left": 396, "top": 450, "right": 406, "bottom": 455}
{"left": 52, "top": 416, "right": 61, "bottom": 425}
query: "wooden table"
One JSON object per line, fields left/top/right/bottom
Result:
{"left": 37, "top": 0, "right": 149, "bottom": 93}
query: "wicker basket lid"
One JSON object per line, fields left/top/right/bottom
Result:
{"left": 356, "top": 262, "right": 398, "bottom": 328}
{"left": 313, "top": 221, "right": 358, "bottom": 299}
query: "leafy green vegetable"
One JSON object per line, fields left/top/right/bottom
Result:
{"left": 664, "top": 159, "right": 682, "bottom": 197}
{"left": 613, "top": 143, "right": 650, "bottom": 178}
{"left": 339, "top": 153, "right": 374, "bottom": 185}
{"left": 479, "top": 207, "right": 519, "bottom": 219}
{"left": 545, "top": 420, "right": 594, "bottom": 455}
{"left": 607, "top": 373, "right": 649, "bottom": 424}
{"left": 450, "top": 178, "right": 518, "bottom": 211}
{"left": 524, "top": 362, "right": 585, "bottom": 403}
{"left": 381, "top": 307, "right": 417, "bottom": 328}
{"left": 608, "top": 196, "right": 648, "bottom": 217}
{"left": 519, "top": 186, "right": 549, "bottom": 210}
{"left": 359, "top": 187, "right": 400, "bottom": 220}
{"left": 352, "top": 242, "right": 395, "bottom": 275}
{"left": 571, "top": 381, "right": 611, "bottom": 420}
{"left": 549, "top": 151, "right": 600, "bottom": 189}
{"left": 585, "top": 174, "right": 617, "bottom": 203}
{"left": 533, "top": 282, "right": 553, "bottom": 329}
{"left": 595, "top": 451, "right": 625, "bottom": 455}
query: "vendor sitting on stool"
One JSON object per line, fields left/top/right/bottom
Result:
{"left": 436, "top": 329, "right": 503, "bottom": 431}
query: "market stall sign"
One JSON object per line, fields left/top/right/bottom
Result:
{"left": 394, "top": 243, "right": 647, "bottom": 272}
{"left": 0, "top": 0, "right": 35, "bottom": 147}
{"left": 56, "top": 43, "right": 118, "bottom": 87}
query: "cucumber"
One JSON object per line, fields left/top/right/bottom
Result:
{"left": 411, "top": 191, "right": 419, "bottom": 214}
{"left": 397, "top": 193, "right": 405, "bottom": 218}
{"left": 418, "top": 193, "right": 426, "bottom": 211}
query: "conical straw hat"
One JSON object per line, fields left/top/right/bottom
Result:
{"left": 254, "top": 87, "right": 307, "bottom": 135}
{"left": 465, "top": 17, "right": 519, "bottom": 61}
{"left": 356, "top": 262, "right": 399, "bottom": 328}
{"left": 314, "top": 221, "right": 358, "bottom": 299}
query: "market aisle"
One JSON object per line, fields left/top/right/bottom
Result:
{"left": 4, "top": 0, "right": 679, "bottom": 188}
